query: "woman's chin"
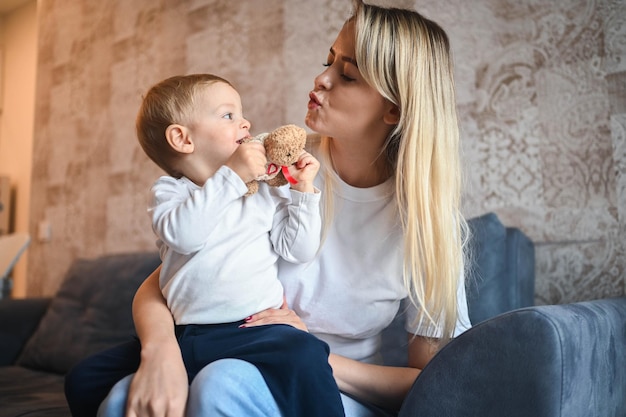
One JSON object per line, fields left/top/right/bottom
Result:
{"left": 304, "top": 114, "right": 317, "bottom": 131}
{"left": 305, "top": 113, "right": 326, "bottom": 136}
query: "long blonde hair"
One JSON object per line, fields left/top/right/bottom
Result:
{"left": 321, "top": 1, "right": 467, "bottom": 343}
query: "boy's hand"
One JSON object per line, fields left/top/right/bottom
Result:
{"left": 287, "top": 151, "right": 320, "bottom": 193}
{"left": 225, "top": 140, "right": 267, "bottom": 183}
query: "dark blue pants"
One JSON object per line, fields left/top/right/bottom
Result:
{"left": 65, "top": 339, "right": 141, "bottom": 417}
{"left": 65, "top": 323, "right": 345, "bottom": 417}
{"left": 175, "top": 322, "right": 344, "bottom": 417}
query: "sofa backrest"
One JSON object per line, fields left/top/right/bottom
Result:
{"left": 380, "top": 212, "right": 536, "bottom": 366}
{"left": 465, "top": 212, "right": 535, "bottom": 324}
{"left": 16, "top": 252, "right": 161, "bottom": 374}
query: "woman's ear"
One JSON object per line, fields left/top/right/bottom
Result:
{"left": 383, "top": 103, "right": 400, "bottom": 125}
{"left": 165, "top": 124, "right": 195, "bottom": 154}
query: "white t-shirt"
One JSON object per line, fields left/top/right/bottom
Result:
{"left": 279, "top": 141, "right": 471, "bottom": 363}
{"left": 150, "top": 166, "right": 322, "bottom": 325}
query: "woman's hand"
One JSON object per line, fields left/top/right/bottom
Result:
{"left": 240, "top": 296, "right": 308, "bottom": 332}
{"left": 288, "top": 151, "right": 320, "bottom": 194}
{"left": 126, "top": 341, "right": 188, "bottom": 417}
{"left": 126, "top": 266, "right": 189, "bottom": 417}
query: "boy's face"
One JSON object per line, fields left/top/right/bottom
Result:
{"left": 188, "top": 82, "right": 251, "bottom": 171}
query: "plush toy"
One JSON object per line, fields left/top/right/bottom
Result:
{"left": 242, "top": 124, "right": 307, "bottom": 196}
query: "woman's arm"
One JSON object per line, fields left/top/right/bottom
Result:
{"left": 328, "top": 335, "right": 436, "bottom": 411}
{"left": 125, "top": 265, "right": 189, "bottom": 417}
{"left": 245, "top": 304, "right": 436, "bottom": 411}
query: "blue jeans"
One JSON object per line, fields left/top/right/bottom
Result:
{"left": 98, "top": 359, "right": 396, "bottom": 417}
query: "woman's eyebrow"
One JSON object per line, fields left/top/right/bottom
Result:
{"left": 329, "top": 47, "right": 358, "bottom": 67}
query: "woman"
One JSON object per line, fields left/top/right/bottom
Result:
{"left": 65, "top": 1, "right": 470, "bottom": 416}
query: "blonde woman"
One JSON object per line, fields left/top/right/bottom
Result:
{"left": 65, "top": 1, "right": 470, "bottom": 416}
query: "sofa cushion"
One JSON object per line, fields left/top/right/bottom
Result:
{"left": 16, "top": 252, "right": 161, "bottom": 374}
{"left": 0, "top": 297, "right": 50, "bottom": 365}
{"left": 0, "top": 366, "right": 68, "bottom": 417}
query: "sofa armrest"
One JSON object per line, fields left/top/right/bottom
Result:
{"left": 399, "top": 297, "right": 626, "bottom": 417}
{"left": 0, "top": 297, "right": 51, "bottom": 365}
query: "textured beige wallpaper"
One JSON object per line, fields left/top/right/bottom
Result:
{"left": 28, "top": 0, "right": 625, "bottom": 305}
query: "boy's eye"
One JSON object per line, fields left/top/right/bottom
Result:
{"left": 223, "top": 113, "right": 233, "bottom": 120}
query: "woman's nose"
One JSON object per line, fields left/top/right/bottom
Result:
{"left": 314, "top": 69, "right": 332, "bottom": 90}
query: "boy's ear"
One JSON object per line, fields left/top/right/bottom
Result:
{"left": 383, "top": 103, "right": 400, "bottom": 125}
{"left": 166, "top": 124, "right": 194, "bottom": 154}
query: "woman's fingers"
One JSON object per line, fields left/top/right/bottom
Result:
{"left": 125, "top": 343, "right": 188, "bottom": 417}
{"left": 242, "top": 306, "right": 308, "bottom": 332}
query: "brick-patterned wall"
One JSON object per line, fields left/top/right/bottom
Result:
{"left": 28, "top": 0, "right": 626, "bottom": 304}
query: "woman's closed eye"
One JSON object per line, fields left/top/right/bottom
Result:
{"left": 322, "top": 63, "right": 356, "bottom": 82}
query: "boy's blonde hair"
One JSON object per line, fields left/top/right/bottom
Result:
{"left": 136, "top": 74, "right": 232, "bottom": 178}
{"left": 321, "top": 1, "right": 468, "bottom": 344}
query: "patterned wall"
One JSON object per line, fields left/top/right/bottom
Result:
{"left": 28, "top": 0, "right": 625, "bottom": 305}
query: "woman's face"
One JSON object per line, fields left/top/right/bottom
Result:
{"left": 305, "top": 20, "right": 395, "bottom": 144}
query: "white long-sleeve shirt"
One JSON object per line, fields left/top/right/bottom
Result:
{"left": 150, "top": 166, "right": 321, "bottom": 325}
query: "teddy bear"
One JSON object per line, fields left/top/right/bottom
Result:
{"left": 241, "top": 124, "right": 307, "bottom": 196}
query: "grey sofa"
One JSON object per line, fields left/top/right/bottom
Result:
{"left": 0, "top": 212, "right": 622, "bottom": 417}
{"left": 400, "top": 296, "right": 626, "bottom": 417}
